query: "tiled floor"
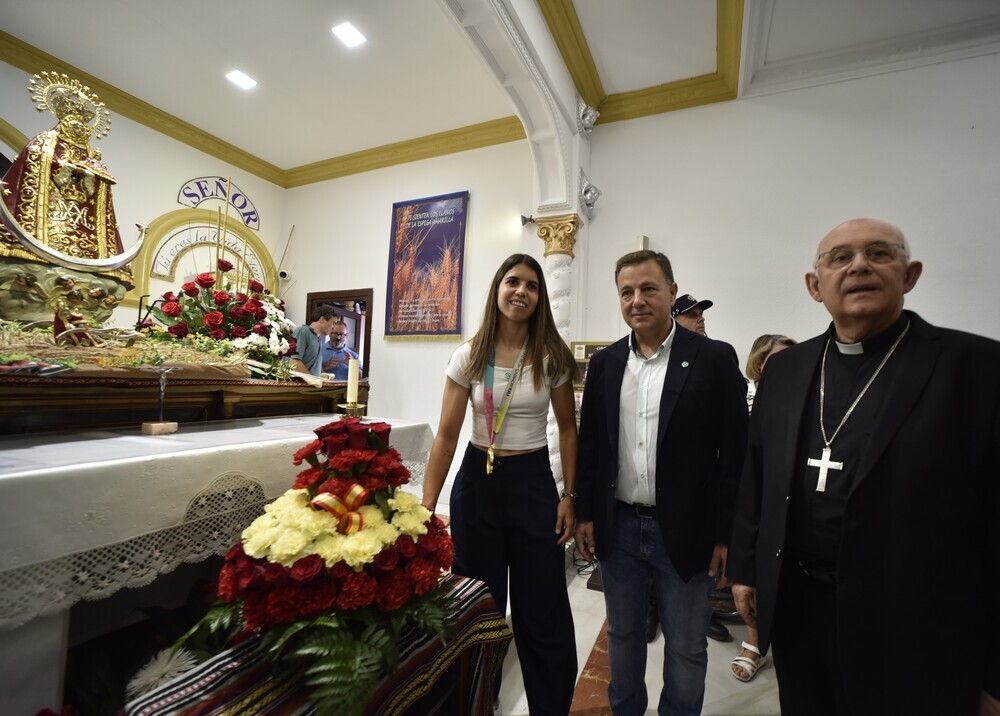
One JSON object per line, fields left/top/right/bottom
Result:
{"left": 496, "top": 565, "right": 781, "bottom": 716}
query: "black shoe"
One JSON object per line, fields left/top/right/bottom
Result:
{"left": 645, "top": 601, "right": 660, "bottom": 643}
{"left": 707, "top": 617, "right": 732, "bottom": 642}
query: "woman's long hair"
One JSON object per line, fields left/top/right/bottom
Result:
{"left": 466, "top": 253, "right": 578, "bottom": 390}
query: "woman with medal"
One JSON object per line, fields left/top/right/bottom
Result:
{"left": 422, "top": 253, "right": 580, "bottom": 715}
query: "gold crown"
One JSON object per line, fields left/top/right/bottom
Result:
{"left": 28, "top": 71, "right": 111, "bottom": 140}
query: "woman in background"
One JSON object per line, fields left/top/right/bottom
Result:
{"left": 731, "top": 333, "right": 797, "bottom": 682}
{"left": 422, "top": 253, "right": 579, "bottom": 715}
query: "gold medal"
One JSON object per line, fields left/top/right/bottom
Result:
{"left": 486, "top": 446, "right": 494, "bottom": 475}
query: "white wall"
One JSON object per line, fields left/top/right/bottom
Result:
{"left": 586, "top": 53, "right": 1000, "bottom": 371}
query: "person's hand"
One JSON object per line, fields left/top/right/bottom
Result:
{"left": 323, "top": 357, "right": 341, "bottom": 371}
{"left": 732, "top": 583, "right": 758, "bottom": 631}
{"left": 574, "top": 520, "right": 596, "bottom": 561}
{"left": 555, "top": 497, "right": 575, "bottom": 546}
{"left": 708, "top": 544, "right": 728, "bottom": 586}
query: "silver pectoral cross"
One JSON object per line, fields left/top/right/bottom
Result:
{"left": 807, "top": 447, "right": 843, "bottom": 492}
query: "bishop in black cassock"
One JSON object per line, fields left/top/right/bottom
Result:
{"left": 728, "top": 218, "right": 1000, "bottom": 716}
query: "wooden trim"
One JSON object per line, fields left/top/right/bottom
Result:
{"left": 0, "top": 115, "right": 27, "bottom": 154}
{"left": 306, "top": 288, "right": 374, "bottom": 380}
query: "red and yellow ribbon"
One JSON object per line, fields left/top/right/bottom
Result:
{"left": 310, "top": 483, "right": 369, "bottom": 534}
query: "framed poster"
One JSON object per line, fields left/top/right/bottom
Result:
{"left": 384, "top": 191, "right": 469, "bottom": 339}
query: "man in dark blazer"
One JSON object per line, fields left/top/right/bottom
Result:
{"left": 728, "top": 218, "right": 1000, "bottom": 716}
{"left": 575, "top": 250, "right": 748, "bottom": 716}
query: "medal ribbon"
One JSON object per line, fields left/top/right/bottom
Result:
{"left": 483, "top": 342, "right": 528, "bottom": 474}
{"left": 310, "top": 482, "right": 369, "bottom": 533}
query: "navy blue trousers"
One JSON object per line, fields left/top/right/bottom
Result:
{"left": 450, "top": 444, "right": 577, "bottom": 716}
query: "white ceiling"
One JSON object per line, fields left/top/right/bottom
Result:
{"left": 2, "top": 0, "right": 999, "bottom": 173}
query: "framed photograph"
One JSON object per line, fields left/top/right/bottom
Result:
{"left": 573, "top": 387, "right": 584, "bottom": 425}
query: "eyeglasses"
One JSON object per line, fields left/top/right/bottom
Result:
{"left": 331, "top": 332, "right": 348, "bottom": 337}
{"left": 815, "top": 241, "right": 907, "bottom": 269}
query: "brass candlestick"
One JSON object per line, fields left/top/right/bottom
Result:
{"left": 338, "top": 402, "right": 366, "bottom": 419}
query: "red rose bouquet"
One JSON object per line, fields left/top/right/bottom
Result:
{"left": 146, "top": 259, "right": 296, "bottom": 378}
{"left": 176, "top": 417, "right": 455, "bottom": 715}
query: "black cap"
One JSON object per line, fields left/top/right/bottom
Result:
{"left": 671, "top": 294, "right": 713, "bottom": 318}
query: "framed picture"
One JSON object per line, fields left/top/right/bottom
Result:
{"left": 573, "top": 387, "right": 584, "bottom": 425}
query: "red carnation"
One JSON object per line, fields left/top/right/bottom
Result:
{"left": 226, "top": 543, "right": 247, "bottom": 561}
{"left": 203, "top": 310, "right": 225, "bottom": 328}
{"left": 218, "top": 562, "right": 240, "bottom": 602}
{"left": 217, "top": 258, "right": 234, "bottom": 272}
{"left": 161, "top": 291, "right": 179, "bottom": 302}
{"left": 405, "top": 557, "right": 439, "bottom": 596}
{"left": 231, "top": 326, "right": 247, "bottom": 338}
{"left": 248, "top": 279, "right": 264, "bottom": 293}
{"left": 297, "top": 581, "right": 338, "bottom": 617}
{"left": 336, "top": 571, "right": 377, "bottom": 610}
{"left": 167, "top": 322, "right": 189, "bottom": 339}
{"left": 316, "top": 476, "right": 354, "bottom": 497}
{"left": 328, "top": 449, "right": 378, "bottom": 473}
{"left": 195, "top": 272, "right": 216, "bottom": 288}
{"left": 395, "top": 534, "right": 417, "bottom": 559}
{"left": 242, "top": 593, "right": 269, "bottom": 630}
{"left": 291, "top": 554, "right": 325, "bottom": 583}
{"left": 161, "top": 301, "right": 181, "bottom": 317}
{"left": 376, "top": 569, "right": 412, "bottom": 612}
{"left": 266, "top": 589, "right": 299, "bottom": 624}
{"left": 293, "top": 465, "right": 328, "bottom": 490}
{"left": 208, "top": 329, "right": 226, "bottom": 340}
{"left": 181, "top": 281, "right": 200, "bottom": 297}
{"left": 253, "top": 322, "right": 268, "bottom": 336}
{"left": 292, "top": 439, "right": 323, "bottom": 466}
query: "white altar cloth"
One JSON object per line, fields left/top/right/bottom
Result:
{"left": 0, "top": 415, "right": 434, "bottom": 714}
{"left": 0, "top": 415, "right": 433, "bottom": 629}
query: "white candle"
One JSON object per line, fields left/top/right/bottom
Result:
{"left": 346, "top": 358, "right": 359, "bottom": 403}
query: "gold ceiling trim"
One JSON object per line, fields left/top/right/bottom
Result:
{"left": 540, "top": 0, "right": 743, "bottom": 124}
{"left": 283, "top": 117, "right": 526, "bottom": 188}
{"left": 0, "top": 115, "right": 28, "bottom": 154}
{"left": 536, "top": 0, "right": 605, "bottom": 110}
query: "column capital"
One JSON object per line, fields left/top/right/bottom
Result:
{"left": 535, "top": 214, "right": 581, "bottom": 258}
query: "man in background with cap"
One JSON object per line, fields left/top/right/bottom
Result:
{"left": 672, "top": 294, "right": 713, "bottom": 336}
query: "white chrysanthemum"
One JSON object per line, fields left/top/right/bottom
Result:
{"left": 126, "top": 648, "right": 198, "bottom": 699}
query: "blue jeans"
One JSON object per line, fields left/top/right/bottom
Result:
{"left": 600, "top": 501, "right": 713, "bottom": 716}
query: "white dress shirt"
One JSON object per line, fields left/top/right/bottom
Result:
{"left": 615, "top": 324, "right": 675, "bottom": 506}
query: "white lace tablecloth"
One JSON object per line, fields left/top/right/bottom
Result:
{"left": 0, "top": 415, "right": 433, "bottom": 631}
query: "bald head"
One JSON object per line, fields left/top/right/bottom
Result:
{"left": 805, "top": 218, "right": 922, "bottom": 343}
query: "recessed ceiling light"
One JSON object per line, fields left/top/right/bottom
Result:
{"left": 226, "top": 70, "right": 257, "bottom": 90}
{"left": 332, "top": 22, "right": 366, "bottom": 48}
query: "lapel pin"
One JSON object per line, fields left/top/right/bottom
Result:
{"left": 681, "top": 361, "right": 689, "bottom": 368}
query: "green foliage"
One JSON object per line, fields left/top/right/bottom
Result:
{"left": 174, "top": 601, "right": 242, "bottom": 660}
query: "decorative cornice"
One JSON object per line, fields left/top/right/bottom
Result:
{"left": 0, "top": 116, "right": 27, "bottom": 153}
{"left": 535, "top": 213, "right": 580, "bottom": 258}
{"left": 536, "top": 0, "right": 605, "bottom": 110}
{"left": 539, "top": 0, "right": 743, "bottom": 124}
{"left": 284, "top": 117, "right": 525, "bottom": 188}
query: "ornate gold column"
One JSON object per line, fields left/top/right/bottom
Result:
{"left": 535, "top": 214, "right": 581, "bottom": 258}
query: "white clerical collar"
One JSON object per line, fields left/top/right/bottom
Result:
{"left": 834, "top": 340, "right": 864, "bottom": 355}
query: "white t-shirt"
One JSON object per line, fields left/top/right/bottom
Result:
{"left": 445, "top": 342, "right": 570, "bottom": 450}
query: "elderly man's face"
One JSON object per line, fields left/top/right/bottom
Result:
{"left": 805, "top": 219, "right": 922, "bottom": 336}
{"left": 329, "top": 324, "right": 348, "bottom": 349}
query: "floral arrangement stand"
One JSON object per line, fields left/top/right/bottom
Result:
{"left": 127, "top": 417, "right": 459, "bottom": 715}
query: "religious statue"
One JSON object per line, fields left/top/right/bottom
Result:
{"left": 0, "top": 71, "right": 146, "bottom": 332}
